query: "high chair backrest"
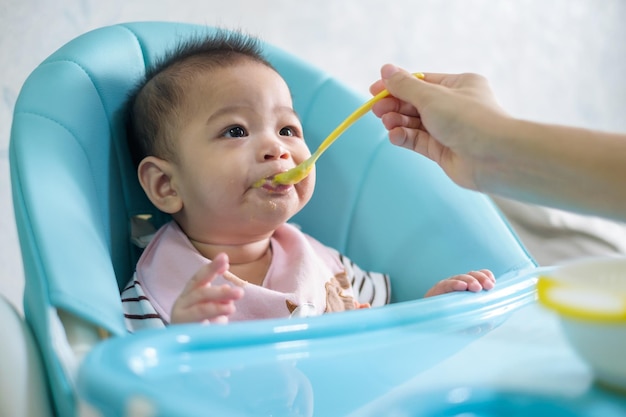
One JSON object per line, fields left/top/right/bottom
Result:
{"left": 10, "top": 22, "right": 535, "bottom": 416}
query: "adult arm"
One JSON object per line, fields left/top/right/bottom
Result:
{"left": 370, "top": 64, "right": 626, "bottom": 222}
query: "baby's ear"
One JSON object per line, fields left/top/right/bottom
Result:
{"left": 137, "top": 156, "right": 183, "bottom": 214}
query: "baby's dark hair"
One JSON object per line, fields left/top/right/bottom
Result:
{"left": 126, "top": 30, "right": 274, "bottom": 167}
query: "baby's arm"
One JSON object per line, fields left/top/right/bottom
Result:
{"left": 424, "top": 269, "right": 495, "bottom": 298}
{"left": 171, "top": 253, "right": 244, "bottom": 324}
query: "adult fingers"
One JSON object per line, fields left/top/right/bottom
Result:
{"left": 380, "top": 111, "right": 422, "bottom": 131}
{"left": 371, "top": 96, "right": 420, "bottom": 118}
{"left": 369, "top": 78, "right": 386, "bottom": 95}
{"left": 380, "top": 64, "right": 436, "bottom": 107}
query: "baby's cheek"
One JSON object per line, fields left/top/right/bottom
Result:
{"left": 296, "top": 177, "right": 315, "bottom": 205}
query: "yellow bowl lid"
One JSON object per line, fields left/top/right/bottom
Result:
{"left": 537, "top": 275, "right": 626, "bottom": 323}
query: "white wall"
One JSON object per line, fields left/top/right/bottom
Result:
{"left": 2, "top": 0, "right": 626, "bottom": 313}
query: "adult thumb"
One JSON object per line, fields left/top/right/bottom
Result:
{"left": 381, "top": 64, "right": 429, "bottom": 104}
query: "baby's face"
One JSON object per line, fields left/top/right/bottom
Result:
{"left": 169, "top": 60, "right": 315, "bottom": 244}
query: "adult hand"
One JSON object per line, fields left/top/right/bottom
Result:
{"left": 370, "top": 64, "right": 508, "bottom": 190}
{"left": 370, "top": 64, "right": 626, "bottom": 222}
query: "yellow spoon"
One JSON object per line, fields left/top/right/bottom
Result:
{"left": 254, "top": 72, "right": 425, "bottom": 187}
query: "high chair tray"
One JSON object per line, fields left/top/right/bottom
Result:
{"left": 76, "top": 269, "right": 626, "bottom": 416}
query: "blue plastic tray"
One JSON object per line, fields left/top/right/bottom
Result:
{"left": 77, "top": 269, "right": 626, "bottom": 416}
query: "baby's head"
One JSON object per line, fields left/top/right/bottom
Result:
{"left": 126, "top": 31, "right": 315, "bottom": 244}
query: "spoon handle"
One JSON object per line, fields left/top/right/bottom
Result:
{"left": 313, "top": 72, "right": 425, "bottom": 157}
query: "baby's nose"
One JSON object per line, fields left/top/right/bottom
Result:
{"left": 263, "top": 140, "right": 290, "bottom": 160}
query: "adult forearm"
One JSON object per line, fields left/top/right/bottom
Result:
{"left": 476, "top": 118, "right": 626, "bottom": 221}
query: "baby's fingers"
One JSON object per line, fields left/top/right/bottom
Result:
{"left": 424, "top": 270, "right": 496, "bottom": 298}
{"left": 179, "top": 284, "right": 244, "bottom": 311}
{"left": 172, "top": 301, "right": 234, "bottom": 324}
{"left": 171, "top": 284, "right": 244, "bottom": 324}
{"left": 424, "top": 279, "right": 468, "bottom": 297}
{"left": 188, "top": 287, "right": 240, "bottom": 319}
{"left": 449, "top": 270, "right": 496, "bottom": 292}
{"left": 467, "top": 269, "right": 496, "bottom": 290}
{"left": 182, "top": 253, "right": 230, "bottom": 293}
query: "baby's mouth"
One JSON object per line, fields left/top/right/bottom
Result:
{"left": 253, "top": 176, "right": 291, "bottom": 193}
{"left": 261, "top": 180, "right": 291, "bottom": 193}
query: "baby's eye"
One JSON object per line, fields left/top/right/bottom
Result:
{"left": 223, "top": 126, "right": 248, "bottom": 138}
{"left": 279, "top": 126, "right": 297, "bottom": 137}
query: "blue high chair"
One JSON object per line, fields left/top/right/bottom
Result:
{"left": 10, "top": 22, "right": 543, "bottom": 417}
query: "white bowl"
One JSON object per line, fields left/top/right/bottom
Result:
{"left": 537, "top": 256, "right": 626, "bottom": 393}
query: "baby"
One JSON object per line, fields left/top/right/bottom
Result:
{"left": 121, "top": 30, "right": 495, "bottom": 332}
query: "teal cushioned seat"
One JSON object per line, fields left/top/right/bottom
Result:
{"left": 10, "top": 22, "right": 535, "bottom": 416}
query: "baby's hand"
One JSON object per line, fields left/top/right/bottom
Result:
{"left": 171, "top": 253, "right": 244, "bottom": 324}
{"left": 424, "top": 269, "right": 495, "bottom": 298}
